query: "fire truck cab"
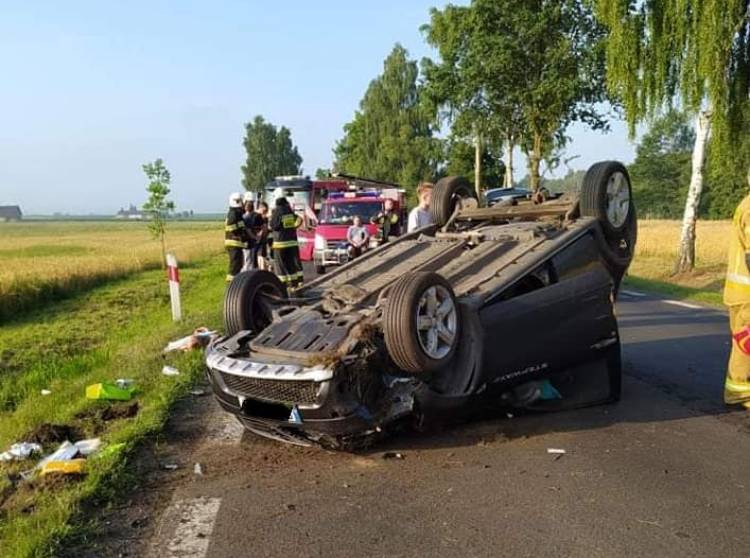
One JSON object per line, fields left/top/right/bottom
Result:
{"left": 313, "top": 187, "right": 406, "bottom": 274}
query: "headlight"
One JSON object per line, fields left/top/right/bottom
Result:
{"left": 314, "top": 234, "right": 326, "bottom": 250}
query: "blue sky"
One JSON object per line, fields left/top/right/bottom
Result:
{"left": 0, "top": 1, "right": 636, "bottom": 215}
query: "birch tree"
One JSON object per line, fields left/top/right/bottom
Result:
{"left": 594, "top": 0, "right": 750, "bottom": 272}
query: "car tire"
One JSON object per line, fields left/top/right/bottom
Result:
{"left": 315, "top": 265, "right": 326, "bottom": 275}
{"left": 580, "top": 161, "right": 633, "bottom": 235}
{"left": 580, "top": 162, "right": 637, "bottom": 272}
{"left": 430, "top": 176, "right": 477, "bottom": 227}
{"left": 224, "top": 270, "right": 287, "bottom": 336}
{"left": 383, "top": 272, "right": 460, "bottom": 375}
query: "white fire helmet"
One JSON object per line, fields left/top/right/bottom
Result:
{"left": 273, "top": 187, "right": 287, "bottom": 201}
{"left": 242, "top": 191, "right": 254, "bottom": 203}
{"left": 228, "top": 192, "right": 243, "bottom": 208}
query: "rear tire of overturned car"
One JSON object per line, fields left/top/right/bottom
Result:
{"left": 580, "top": 161, "right": 638, "bottom": 272}
{"left": 224, "top": 270, "right": 287, "bottom": 337}
{"left": 430, "top": 176, "right": 478, "bottom": 227}
{"left": 383, "top": 272, "right": 460, "bottom": 375}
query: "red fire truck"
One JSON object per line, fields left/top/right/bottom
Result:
{"left": 262, "top": 176, "right": 349, "bottom": 261}
{"left": 312, "top": 186, "right": 407, "bottom": 274}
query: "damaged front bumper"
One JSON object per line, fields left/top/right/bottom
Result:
{"left": 205, "top": 340, "right": 416, "bottom": 445}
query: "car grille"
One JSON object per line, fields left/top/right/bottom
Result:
{"left": 327, "top": 240, "right": 345, "bottom": 250}
{"left": 219, "top": 372, "right": 321, "bottom": 405}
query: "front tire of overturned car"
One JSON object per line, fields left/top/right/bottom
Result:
{"left": 383, "top": 272, "right": 460, "bottom": 375}
{"left": 224, "top": 270, "right": 287, "bottom": 336}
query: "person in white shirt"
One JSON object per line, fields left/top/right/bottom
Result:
{"left": 407, "top": 182, "right": 434, "bottom": 232}
{"left": 346, "top": 215, "right": 370, "bottom": 258}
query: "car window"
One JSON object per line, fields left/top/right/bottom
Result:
{"left": 319, "top": 202, "right": 382, "bottom": 225}
{"left": 552, "top": 233, "right": 601, "bottom": 280}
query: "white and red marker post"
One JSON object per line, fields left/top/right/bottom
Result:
{"left": 166, "top": 253, "right": 182, "bottom": 321}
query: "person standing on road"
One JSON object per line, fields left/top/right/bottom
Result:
{"left": 407, "top": 182, "right": 434, "bottom": 232}
{"left": 252, "top": 201, "right": 270, "bottom": 271}
{"left": 724, "top": 190, "right": 750, "bottom": 409}
{"left": 270, "top": 188, "right": 304, "bottom": 289}
{"left": 370, "top": 198, "right": 400, "bottom": 243}
{"left": 224, "top": 192, "right": 248, "bottom": 282}
{"left": 241, "top": 193, "right": 257, "bottom": 271}
{"left": 346, "top": 215, "right": 370, "bottom": 259}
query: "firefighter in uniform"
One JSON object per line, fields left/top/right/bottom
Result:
{"left": 270, "top": 188, "right": 304, "bottom": 288}
{"left": 224, "top": 192, "right": 248, "bottom": 282}
{"left": 370, "top": 198, "right": 400, "bottom": 243}
{"left": 723, "top": 191, "right": 750, "bottom": 408}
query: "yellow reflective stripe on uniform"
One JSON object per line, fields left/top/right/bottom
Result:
{"left": 725, "top": 378, "right": 750, "bottom": 393}
{"left": 225, "top": 222, "right": 245, "bottom": 232}
{"left": 226, "top": 274, "right": 235, "bottom": 281}
{"left": 727, "top": 272, "right": 750, "bottom": 285}
{"left": 389, "top": 214, "right": 398, "bottom": 224}
{"left": 272, "top": 240, "right": 299, "bottom": 249}
{"left": 281, "top": 214, "right": 299, "bottom": 229}
{"left": 224, "top": 239, "right": 246, "bottom": 248}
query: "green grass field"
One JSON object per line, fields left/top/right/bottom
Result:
{"left": 0, "top": 221, "right": 222, "bottom": 322}
{"left": 0, "top": 222, "right": 227, "bottom": 557}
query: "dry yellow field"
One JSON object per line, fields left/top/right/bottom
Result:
{"left": 630, "top": 219, "right": 730, "bottom": 292}
{"left": 0, "top": 220, "right": 223, "bottom": 319}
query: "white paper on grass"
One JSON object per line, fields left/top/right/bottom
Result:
{"left": 74, "top": 438, "right": 102, "bottom": 456}
{"left": 0, "top": 442, "right": 43, "bottom": 461}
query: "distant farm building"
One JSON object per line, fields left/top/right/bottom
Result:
{"left": 0, "top": 205, "right": 22, "bottom": 221}
{"left": 115, "top": 204, "right": 144, "bottom": 220}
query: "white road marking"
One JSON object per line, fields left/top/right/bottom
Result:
{"left": 662, "top": 299, "right": 703, "bottom": 310}
{"left": 621, "top": 290, "right": 646, "bottom": 298}
{"left": 158, "top": 497, "right": 222, "bottom": 558}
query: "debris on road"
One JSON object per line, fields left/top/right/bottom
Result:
{"left": 86, "top": 381, "right": 136, "bottom": 401}
{"left": 190, "top": 389, "right": 207, "bottom": 396}
{"left": 382, "top": 451, "right": 404, "bottom": 460}
{"left": 0, "top": 442, "right": 43, "bottom": 462}
{"left": 162, "top": 463, "right": 179, "bottom": 471}
{"left": 115, "top": 378, "right": 135, "bottom": 389}
{"left": 193, "top": 463, "right": 203, "bottom": 476}
{"left": 163, "top": 328, "right": 217, "bottom": 353}
{"left": 162, "top": 366, "right": 180, "bottom": 377}
{"left": 547, "top": 448, "right": 566, "bottom": 454}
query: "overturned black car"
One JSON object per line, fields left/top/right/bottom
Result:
{"left": 206, "top": 161, "right": 637, "bottom": 449}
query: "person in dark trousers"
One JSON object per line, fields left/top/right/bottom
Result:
{"left": 370, "top": 198, "right": 400, "bottom": 243}
{"left": 224, "top": 192, "right": 248, "bottom": 281}
{"left": 252, "top": 201, "right": 270, "bottom": 270}
{"left": 270, "top": 188, "right": 304, "bottom": 288}
{"left": 241, "top": 195, "right": 256, "bottom": 271}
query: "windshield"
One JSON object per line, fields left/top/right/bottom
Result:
{"left": 319, "top": 201, "right": 382, "bottom": 225}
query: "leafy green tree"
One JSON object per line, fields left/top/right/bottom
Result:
{"left": 443, "top": 138, "right": 506, "bottom": 190}
{"left": 422, "top": 0, "right": 609, "bottom": 192}
{"left": 142, "top": 158, "right": 175, "bottom": 268}
{"left": 628, "top": 111, "right": 695, "bottom": 219}
{"left": 594, "top": 0, "right": 750, "bottom": 272}
{"left": 315, "top": 168, "right": 331, "bottom": 180}
{"left": 241, "top": 116, "right": 303, "bottom": 193}
{"left": 334, "top": 44, "right": 440, "bottom": 193}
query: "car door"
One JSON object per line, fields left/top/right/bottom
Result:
{"left": 478, "top": 232, "right": 617, "bottom": 389}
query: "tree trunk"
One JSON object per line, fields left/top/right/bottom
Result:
{"left": 474, "top": 128, "right": 482, "bottom": 197}
{"left": 529, "top": 133, "right": 542, "bottom": 192}
{"left": 504, "top": 138, "right": 514, "bottom": 188}
{"left": 673, "top": 110, "right": 711, "bottom": 274}
{"left": 160, "top": 229, "right": 167, "bottom": 270}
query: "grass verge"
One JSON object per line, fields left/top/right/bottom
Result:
{"left": 0, "top": 254, "right": 226, "bottom": 557}
{"left": 623, "top": 275, "right": 723, "bottom": 307}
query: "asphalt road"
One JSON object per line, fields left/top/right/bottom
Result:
{"left": 84, "top": 289, "right": 750, "bottom": 558}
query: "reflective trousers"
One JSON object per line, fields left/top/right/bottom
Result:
{"left": 725, "top": 304, "right": 750, "bottom": 407}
